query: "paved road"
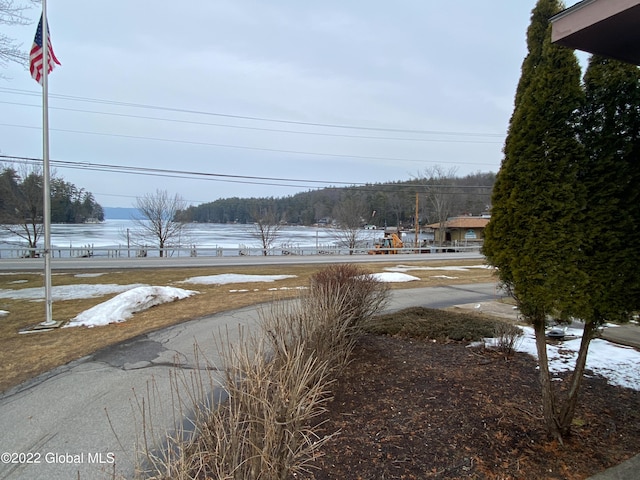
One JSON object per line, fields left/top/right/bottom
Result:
{"left": 0, "top": 251, "right": 483, "bottom": 271}
{"left": 0, "top": 283, "right": 499, "bottom": 480}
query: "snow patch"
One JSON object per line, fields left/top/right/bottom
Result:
{"left": 66, "top": 286, "right": 198, "bottom": 328}
{"left": 0, "top": 284, "right": 147, "bottom": 301}
{"left": 386, "top": 264, "right": 491, "bottom": 273}
{"left": 267, "top": 286, "right": 309, "bottom": 291}
{"left": 368, "top": 272, "right": 421, "bottom": 283}
{"left": 476, "top": 325, "right": 640, "bottom": 391}
{"left": 180, "top": 274, "right": 297, "bottom": 285}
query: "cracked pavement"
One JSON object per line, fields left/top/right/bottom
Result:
{"left": 0, "top": 284, "right": 499, "bottom": 480}
{"left": 0, "top": 303, "right": 265, "bottom": 480}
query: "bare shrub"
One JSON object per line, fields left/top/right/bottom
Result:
{"left": 272, "top": 264, "right": 390, "bottom": 370}
{"left": 309, "top": 264, "right": 389, "bottom": 330}
{"left": 138, "top": 265, "right": 389, "bottom": 479}
{"left": 188, "top": 331, "right": 335, "bottom": 479}
{"left": 493, "top": 322, "right": 523, "bottom": 356}
{"left": 261, "top": 288, "right": 358, "bottom": 380}
{"left": 218, "top": 337, "right": 333, "bottom": 478}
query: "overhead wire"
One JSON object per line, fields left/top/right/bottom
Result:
{"left": 0, "top": 88, "right": 499, "bottom": 201}
{"left": 0, "top": 154, "right": 372, "bottom": 188}
{"left": 0, "top": 87, "right": 505, "bottom": 138}
{"left": 0, "top": 154, "right": 493, "bottom": 195}
{"left": 0, "top": 100, "right": 502, "bottom": 144}
{"left": 0, "top": 122, "right": 496, "bottom": 167}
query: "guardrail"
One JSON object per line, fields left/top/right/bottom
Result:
{"left": 0, "top": 243, "right": 483, "bottom": 259}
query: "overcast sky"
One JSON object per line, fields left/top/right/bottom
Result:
{"left": 1, "top": 1, "right": 586, "bottom": 209}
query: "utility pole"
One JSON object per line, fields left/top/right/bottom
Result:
{"left": 414, "top": 192, "right": 419, "bottom": 252}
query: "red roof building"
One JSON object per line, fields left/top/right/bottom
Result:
{"left": 425, "top": 216, "right": 490, "bottom": 244}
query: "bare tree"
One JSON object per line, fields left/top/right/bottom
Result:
{"left": 332, "top": 195, "right": 367, "bottom": 255}
{"left": 1, "top": 1, "right": 38, "bottom": 73}
{"left": 250, "top": 206, "right": 282, "bottom": 256}
{"left": 419, "top": 165, "right": 459, "bottom": 245}
{"left": 131, "top": 190, "right": 188, "bottom": 257}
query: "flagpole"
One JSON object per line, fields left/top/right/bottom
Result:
{"left": 41, "top": 0, "right": 54, "bottom": 326}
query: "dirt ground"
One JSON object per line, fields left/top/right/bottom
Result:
{"left": 301, "top": 331, "right": 640, "bottom": 480}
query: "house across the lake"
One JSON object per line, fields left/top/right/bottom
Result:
{"left": 426, "top": 215, "right": 490, "bottom": 245}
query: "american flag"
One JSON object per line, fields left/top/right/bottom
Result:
{"left": 29, "top": 14, "right": 61, "bottom": 85}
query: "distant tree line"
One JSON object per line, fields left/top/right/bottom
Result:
{"left": 177, "top": 171, "right": 496, "bottom": 228}
{"left": 0, "top": 166, "right": 104, "bottom": 224}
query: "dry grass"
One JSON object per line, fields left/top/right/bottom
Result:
{"left": 0, "top": 259, "right": 493, "bottom": 393}
{"left": 138, "top": 265, "right": 391, "bottom": 479}
{"left": 145, "top": 330, "right": 336, "bottom": 480}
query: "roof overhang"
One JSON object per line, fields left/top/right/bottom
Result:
{"left": 551, "top": 0, "right": 640, "bottom": 65}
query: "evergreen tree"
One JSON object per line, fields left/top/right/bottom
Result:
{"left": 553, "top": 57, "right": 640, "bottom": 431}
{"left": 0, "top": 167, "right": 21, "bottom": 222}
{"left": 483, "top": 0, "right": 587, "bottom": 440}
{"left": 180, "top": 174, "right": 495, "bottom": 227}
{"left": 0, "top": 166, "right": 104, "bottom": 254}
{"left": 579, "top": 56, "right": 640, "bottom": 321}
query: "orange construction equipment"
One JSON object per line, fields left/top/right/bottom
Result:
{"left": 368, "top": 231, "right": 404, "bottom": 254}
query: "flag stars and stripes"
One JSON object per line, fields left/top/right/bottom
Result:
{"left": 29, "top": 14, "right": 61, "bottom": 85}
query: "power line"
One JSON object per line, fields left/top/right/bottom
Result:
{"left": 0, "top": 153, "right": 494, "bottom": 193}
{"left": 0, "top": 87, "right": 505, "bottom": 138}
{"left": 0, "top": 123, "right": 497, "bottom": 167}
{"left": 0, "top": 100, "right": 503, "bottom": 144}
{"left": 0, "top": 154, "right": 366, "bottom": 188}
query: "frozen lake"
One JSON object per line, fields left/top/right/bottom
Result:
{"left": 0, "top": 220, "right": 393, "bottom": 256}
{"left": 0, "top": 220, "right": 448, "bottom": 259}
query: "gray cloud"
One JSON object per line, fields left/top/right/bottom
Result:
{"left": 0, "top": 1, "right": 585, "bottom": 208}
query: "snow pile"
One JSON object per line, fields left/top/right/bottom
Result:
{"left": 480, "top": 326, "right": 640, "bottom": 391}
{"left": 59, "top": 272, "right": 423, "bottom": 326}
{"left": 386, "top": 264, "right": 491, "bottom": 272}
{"left": 180, "top": 274, "right": 297, "bottom": 285}
{"left": 367, "top": 272, "right": 420, "bottom": 283}
{"left": 66, "top": 286, "right": 198, "bottom": 328}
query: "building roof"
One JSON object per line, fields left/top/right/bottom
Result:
{"left": 551, "top": 0, "right": 640, "bottom": 65}
{"left": 426, "top": 217, "right": 490, "bottom": 229}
